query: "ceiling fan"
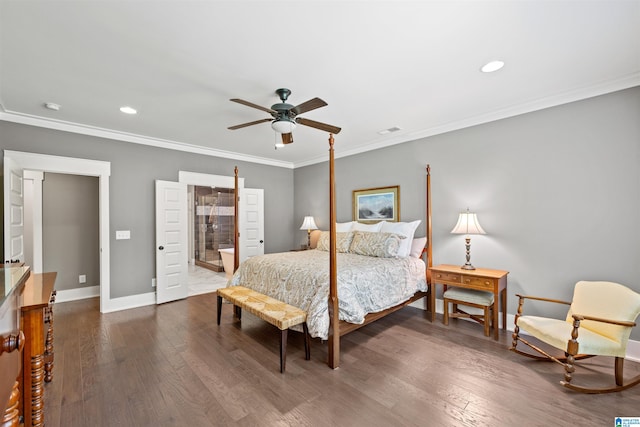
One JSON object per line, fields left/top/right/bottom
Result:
{"left": 228, "top": 88, "right": 341, "bottom": 145}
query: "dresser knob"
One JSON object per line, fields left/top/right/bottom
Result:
{"left": 1, "top": 331, "right": 25, "bottom": 355}
{"left": 485, "top": 281, "right": 490, "bottom": 285}
{"left": 465, "top": 279, "right": 470, "bottom": 283}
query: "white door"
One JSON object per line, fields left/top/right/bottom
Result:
{"left": 3, "top": 154, "right": 24, "bottom": 264}
{"left": 241, "top": 188, "right": 264, "bottom": 259}
{"left": 155, "top": 180, "right": 188, "bottom": 304}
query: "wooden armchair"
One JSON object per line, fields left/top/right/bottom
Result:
{"left": 511, "top": 280, "right": 640, "bottom": 393}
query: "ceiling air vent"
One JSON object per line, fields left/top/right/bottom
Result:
{"left": 378, "top": 126, "right": 402, "bottom": 135}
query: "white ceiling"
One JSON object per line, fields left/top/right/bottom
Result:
{"left": 1, "top": 1, "right": 639, "bottom": 168}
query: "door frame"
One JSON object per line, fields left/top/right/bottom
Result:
{"left": 3, "top": 150, "right": 111, "bottom": 312}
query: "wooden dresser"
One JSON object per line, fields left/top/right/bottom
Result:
{"left": 0, "top": 268, "right": 56, "bottom": 427}
{"left": 19, "top": 272, "right": 57, "bottom": 427}
{"left": 0, "top": 265, "right": 31, "bottom": 426}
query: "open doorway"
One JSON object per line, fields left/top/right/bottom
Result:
{"left": 177, "top": 171, "right": 244, "bottom": 299}
{"left": 4, "top": 150, "right": 111, "bottom": 312}
{"left": 187, "top": 185, "right": 233, "bottom": 296}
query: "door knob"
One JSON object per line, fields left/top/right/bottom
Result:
{"left": 158, "top": 246, "right": 164, "bottom": 250}
{"left": 259, "top": 240, "right": 264, "bottom": 244}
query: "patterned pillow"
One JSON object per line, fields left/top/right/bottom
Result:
{"left": 349, "top": 231, "right": 406, "bottom": 258}
{"left": 316, "top": 231, "right": 354, "bottom": 253}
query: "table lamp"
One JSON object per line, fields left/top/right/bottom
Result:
{"left": 451, "top": 208, "right": 485, "bottom": 270}
{"left": 300, "top": 216, "right": 318, "bottom": 249}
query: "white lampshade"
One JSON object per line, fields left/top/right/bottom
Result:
{"left": 451, "top": 209, "right": 486, "bottom": 235}
{"left": 300, "top": 216, "right": 318, "bottom": 231}
{"left": 272, "top": 119, "right": 297, "bottom": 134}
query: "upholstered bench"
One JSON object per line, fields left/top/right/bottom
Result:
{"left": 216, "top": 286, "right": 310, "bottom": 372}
{"left": 443, "top": 287, "right": 495, "bottom": 337}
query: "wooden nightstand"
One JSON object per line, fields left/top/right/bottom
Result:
{"left": 429, "top": 264, "right": 508, "bottom": 340}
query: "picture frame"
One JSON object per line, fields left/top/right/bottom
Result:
{"left": 352, "top": 186, "right": 400, "bottom": 223}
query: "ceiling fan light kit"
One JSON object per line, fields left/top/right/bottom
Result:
{"left": 271, "top": 119, "right": 297, "bottom": 134}
{"left": 229, "top": 88, "right": 341, "bottom": 145}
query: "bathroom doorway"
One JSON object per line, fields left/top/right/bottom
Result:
{"left": 187, "top": 185, "right": 234, "bottom": 297}
{"left": 193, "top": 185, "right": 235, "bottom": 272}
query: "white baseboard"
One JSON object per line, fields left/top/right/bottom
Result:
{"left": 411, "top": 297, "right": 640, "bottom": 363}
{"left": 101, "top": 292, "right": 157, "bottom": 313}
{"left": 55, "top": 285, "right": 100, "bottom": 303}
{"left": 55, "top": 286, "right": 157, "bottom": 313}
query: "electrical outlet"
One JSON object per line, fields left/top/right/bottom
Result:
{"left": 115, "top": 230, "right": 131, "bottom": 240}
{"left": 79, "top": 274, "right": 86, "bottom": 284}
{"left": 151, "top": 278, "right": 156, "bottom": 288}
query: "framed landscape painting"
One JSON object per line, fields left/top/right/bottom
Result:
{"left": 352, "top": 186, "right": 400, "bottom": 223}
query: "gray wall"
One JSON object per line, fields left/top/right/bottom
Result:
{"left": 295, "top": 87, "right": 640, "bottom": 339}
{"left": 0, "top": 122, "right": 294, "bottom": 298}
{"left": 43, "top": 172, "right": 99, "bottom": 291}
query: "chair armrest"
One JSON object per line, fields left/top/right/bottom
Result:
{"left": 571, "top": 314, "right": 637, "bottom": 327}
{"left": 515, "top": 294, "right": 572, "bottom": 305}
{"left": 514, "top": 294, "right": 572, "bottom": 327}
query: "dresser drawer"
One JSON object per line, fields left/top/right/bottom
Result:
{"left": 432, "top": 272, "right": 462, "bottom": 283}
{"left": 461, "top": 276, "right": 494, "bottom": 290}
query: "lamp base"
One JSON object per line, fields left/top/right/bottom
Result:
{"left": 461, "top": 263, "right": 476, "bottom": 270}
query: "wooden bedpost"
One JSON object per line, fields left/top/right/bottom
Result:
{"left": 327, "top": 134, "right": 340, "bottom": 369}
{"left": 426, "top": 164, "right": 433, "bottom": 313}
{"left": 426, "top": 164, "right": 432, "bottom": 275}
{"left": 234, "top": 166, "right": 239, "bottom": 273}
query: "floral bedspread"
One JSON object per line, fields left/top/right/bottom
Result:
{"left": 229, "top": 249, "right": 427, "bottom": 339}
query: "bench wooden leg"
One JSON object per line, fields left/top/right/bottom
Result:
{"left": 216, "top": 295, "right": 222, "bottom": 325}
{"left": 280, "top": 329, "right": 288, "bottom": 373}
{"left": 234, "top": 305, "right": 242, "bottom": 319}
{"left": 303, "top": 323, "right": 310, "bottom": 361}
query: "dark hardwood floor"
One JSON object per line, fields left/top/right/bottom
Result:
{"left": 44, "top": 294, "right": 640, "bottom": 426}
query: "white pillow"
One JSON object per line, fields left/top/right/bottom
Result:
{"left": 336, "top": 221, "right": 355, "bottom": 232}
{"left": 410, "top": 237, "right": 427, "bottom": 258}
{"left": 380, "top": 220, "right": 421, "bottom": 257}
{"left": 352, "top": 221, "right": 383, "bottom": 232}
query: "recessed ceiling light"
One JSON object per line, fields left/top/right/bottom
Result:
{"left": 44, "top": 102, "right": 61, "bottom": 111}
{"left": 481, "top": 60, "right": 505, "bottom": 73}
{"left": 119, "top": 106, "right": 137, "bottom": 115}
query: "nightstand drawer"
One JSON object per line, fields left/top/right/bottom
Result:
{"left": 462, "top": 276, "right": 494, "bottom": 290}
{"left": 433, "top": 272, "right": 462, "bottom": 283}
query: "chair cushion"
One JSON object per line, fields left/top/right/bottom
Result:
{"left": 443, "top": 288, "right": 494, "bottom": 306}
{"left": 517, "top": 315, "right": 626, "bottom": 357}
{"left": 567, "top": 281, "right": 640, "bottom": 344}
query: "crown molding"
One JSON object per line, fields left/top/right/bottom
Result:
{"left": 0, "top": 109, "right": 294, "bottom": 169}
{"left": 293, "top": 73, "right": 640, "bottom": 168}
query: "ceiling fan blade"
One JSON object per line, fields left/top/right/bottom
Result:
{"left": 281, "top": 133, "right": 294, "bottom": 144}
{"left": 230, "top": 98, "right": 276, "bottom": 114}
{"left": 228, "top": 118, "right": 272, "bottom": 130}
{"left": 296, "top": 117, "right": 341, "bottom": 134}
{"left": 291, "top": 97, "right": 327, "bottom": 115}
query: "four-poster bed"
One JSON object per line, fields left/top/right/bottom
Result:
{"left": 230, "top": 134, "right": 433, "bottom": 369}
